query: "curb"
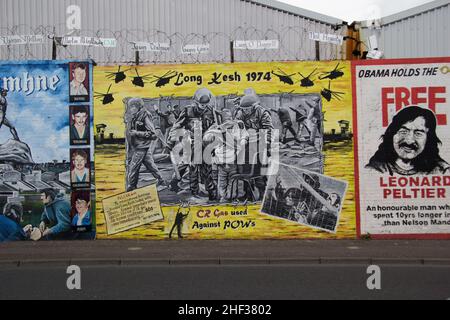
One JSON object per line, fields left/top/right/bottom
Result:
{"left": 0, "top": 260, "right": 20, "bottom": 267}
{"left": 370, "top": 258, "right": 425, "bottom": 265}
{"left": 170, "top": 259, "right": 220, "bottom": 265}
{"left": 220, "top": 258, "right": 269, "bottom": 265}
{"left": 19, "top": 260, "right": 71, "bottom": 267}
{"left": 320, "top": 258, "right": 371, "bottom": 265}
{"left": 269, "top": 258, "right": 321, "bottom": 265}
{"left": 122, "top": 259, "right": 169, "bottom": 266}
{"left": 1, "top": 258, "right": 450, "bottom": 267}
{"left": 423, "top": 259, "right": 450, "bottom": 266}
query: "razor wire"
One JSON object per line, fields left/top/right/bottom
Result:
{"left": 0, "top": 24, "right": 347, "bottom": 64}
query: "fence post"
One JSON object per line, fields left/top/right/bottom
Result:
{"left": 52, "top": 38, "right": 57, "bottom": 60}
{"left": 51, "top": 27, "right": 57, "bottom": 60}
{"left": 315, "top": 41, "right": 320, "bottom": 61}
{"left": 230, "top": 41, "right": 235, "bottom": 63}
{"left": 135, "top": 50, "right": 140, "bottom": 65}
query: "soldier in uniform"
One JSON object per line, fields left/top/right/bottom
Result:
{"left": 234, "top": 94, "right": 274, "bottom": 145}
{"left": 0, "top": 89, "right": 20, "bottom": 141}
{"left": 125, "top": 98, "right": 165, "bottom": 192}
{"left": 304, "top": 97, "right": 323, "bottom": 147}
{"left": 168, "top": 88, "right": 221, "bottom": 201}
{"left": 290, "top": 105, "right": 309, "bottom": 141}
{"left": 234, "top": 94, "right": 274, "bottom": 200}
{"left": 153, "top": 104, "right": 180, "bottom": 142}
{"left": 270, "top": 107, "right": 301, "bottom": 145}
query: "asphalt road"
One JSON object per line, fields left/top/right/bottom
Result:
{"left": 1, "top": 264, "right": 449, "bottom": 300}
{"left": 2, "top": 240, "right": 450, "bottom": 263}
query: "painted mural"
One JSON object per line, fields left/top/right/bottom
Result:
{"left": 0, "top": 58, "right": 447, "bottom": 242}
{"left": 94, "top": 61, "right": 356, "bottom": 240}
{"left": 0, "top": 60, "right": 95, "bottom": 242}
{"left": 353, "top": 58, "right": 450, "bottom": 239}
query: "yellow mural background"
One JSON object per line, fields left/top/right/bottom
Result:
{"left": 94, "top": 61, "right": 356, "bottom": 240}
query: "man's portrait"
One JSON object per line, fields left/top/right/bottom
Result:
{"left": 69, "top": 62, "right": 89, "bottom": 102}
{"left": 366, "top": 106, "right": 450, "bottom": 176}
{"left": 71, "top": 191, "right": 92, "bottom": 229}
{"left": 70, "top": 149, "right": 91, "bottom": 189}
{"left": 70, "top": 105, "right": 90, "bottom": 145}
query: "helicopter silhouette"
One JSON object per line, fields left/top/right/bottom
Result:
{"left": 94, "top": 84, "right": 115, "bottom": 105}
{"left": 132, "top": 68, "right": 152, "bottom": 87}
{"left": 271, "top": 68, "right": 296, "bottom": 85}
{"left": 150, "top": 70, "right": 178, "bottom": 88}
{"left": 105, "top": 66, "right": 131, "bottom": 84}
{"left": 319, "top": 63, "right": 345, "bottom": 80}
{"left": 321, "top": 81, "right": 345, "bottom": 102}
{"left": 298, "top": 68, "right": 318, "bottom": 88}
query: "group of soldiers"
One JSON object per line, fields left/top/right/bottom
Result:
{"left": 270, "top": 95, "right": 322, "bottom": 148}
{"left": 125, "top": 88, "right": 321, "bottom": 204}
{"left": 263, "top": 173, "right": 340, "bottom": 231}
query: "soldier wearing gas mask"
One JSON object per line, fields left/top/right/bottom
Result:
{"left": 304, "top": 96, "right": 322, "bottom": 147}
{"left": 125, "top": 98, "right": 165, "bottom": 192}
{"left": 234, "top": 94, "right": 274, "bottom": 200}
{"left": 168, "top": 88, "right": 221, "bottom": 202}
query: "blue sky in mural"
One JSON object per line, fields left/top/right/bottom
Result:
{"left": 0, "top": 62, "right": 70, "bottom": 163}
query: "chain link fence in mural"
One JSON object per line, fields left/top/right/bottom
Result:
{"left": 1, "top": 24, "right": 346, "bottom": 64}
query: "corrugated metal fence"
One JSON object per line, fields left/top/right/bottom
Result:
{"left": 360, "top": 0, "right": 450, "bottom": 59}
{"left": 0, "top": 0, "right": 346, "bottom": 64}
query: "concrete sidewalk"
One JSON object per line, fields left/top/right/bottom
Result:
{"left": 1, "top": 240, "right": 450, "bottom": 267}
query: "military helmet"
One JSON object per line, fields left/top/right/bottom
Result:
{"left": 127, "top": 98, "right": 145, "bottom": 117}
{"left": 193, "top": 88, "right": 214, "bottom": 105}
{"left": 240, "top": 94, "right": 259, "bottom": 109}
{"left": 128, "top": 97, "right": 145, "bottom": 109}
{"left": 311, "top": 96, "right": 321, "bottom": 104}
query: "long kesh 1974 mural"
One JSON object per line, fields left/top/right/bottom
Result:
{"left": 94, "top": 61, "right": 355, "bottom": 240}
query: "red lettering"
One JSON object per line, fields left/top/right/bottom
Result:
{"left": 432, "top": 176, "right": 442, "bottom": 186}
{"left": 389, "top": 177, "right": 397, "bottom": 187}
{"left": 382, "top": 88, "right": 395, "bottom": 127}
{"left": 197, "top": 210, "right": 211, "bottom": 218}
{"left": 214, "top": 209, "right": 228, "bottom": 218}
{"left": 396, "top": 87, "right": 410, "bottom": 111}
{"left": 411, "top": 87, "right": 427, "bottom": 105}
{"left": 428, "top": 87, "right": 447, "bottom": 125}
{"left": 445, "top": 177, "right": 450, "bottom": 186}
{"left": 380, "top": 177, "right": 388, "bottom": 188}
{"left": 380, "top": 87, "right": 447, "bottom": 127}
{"left": 398, "top": 177, "right": 408, "bottom": 188}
